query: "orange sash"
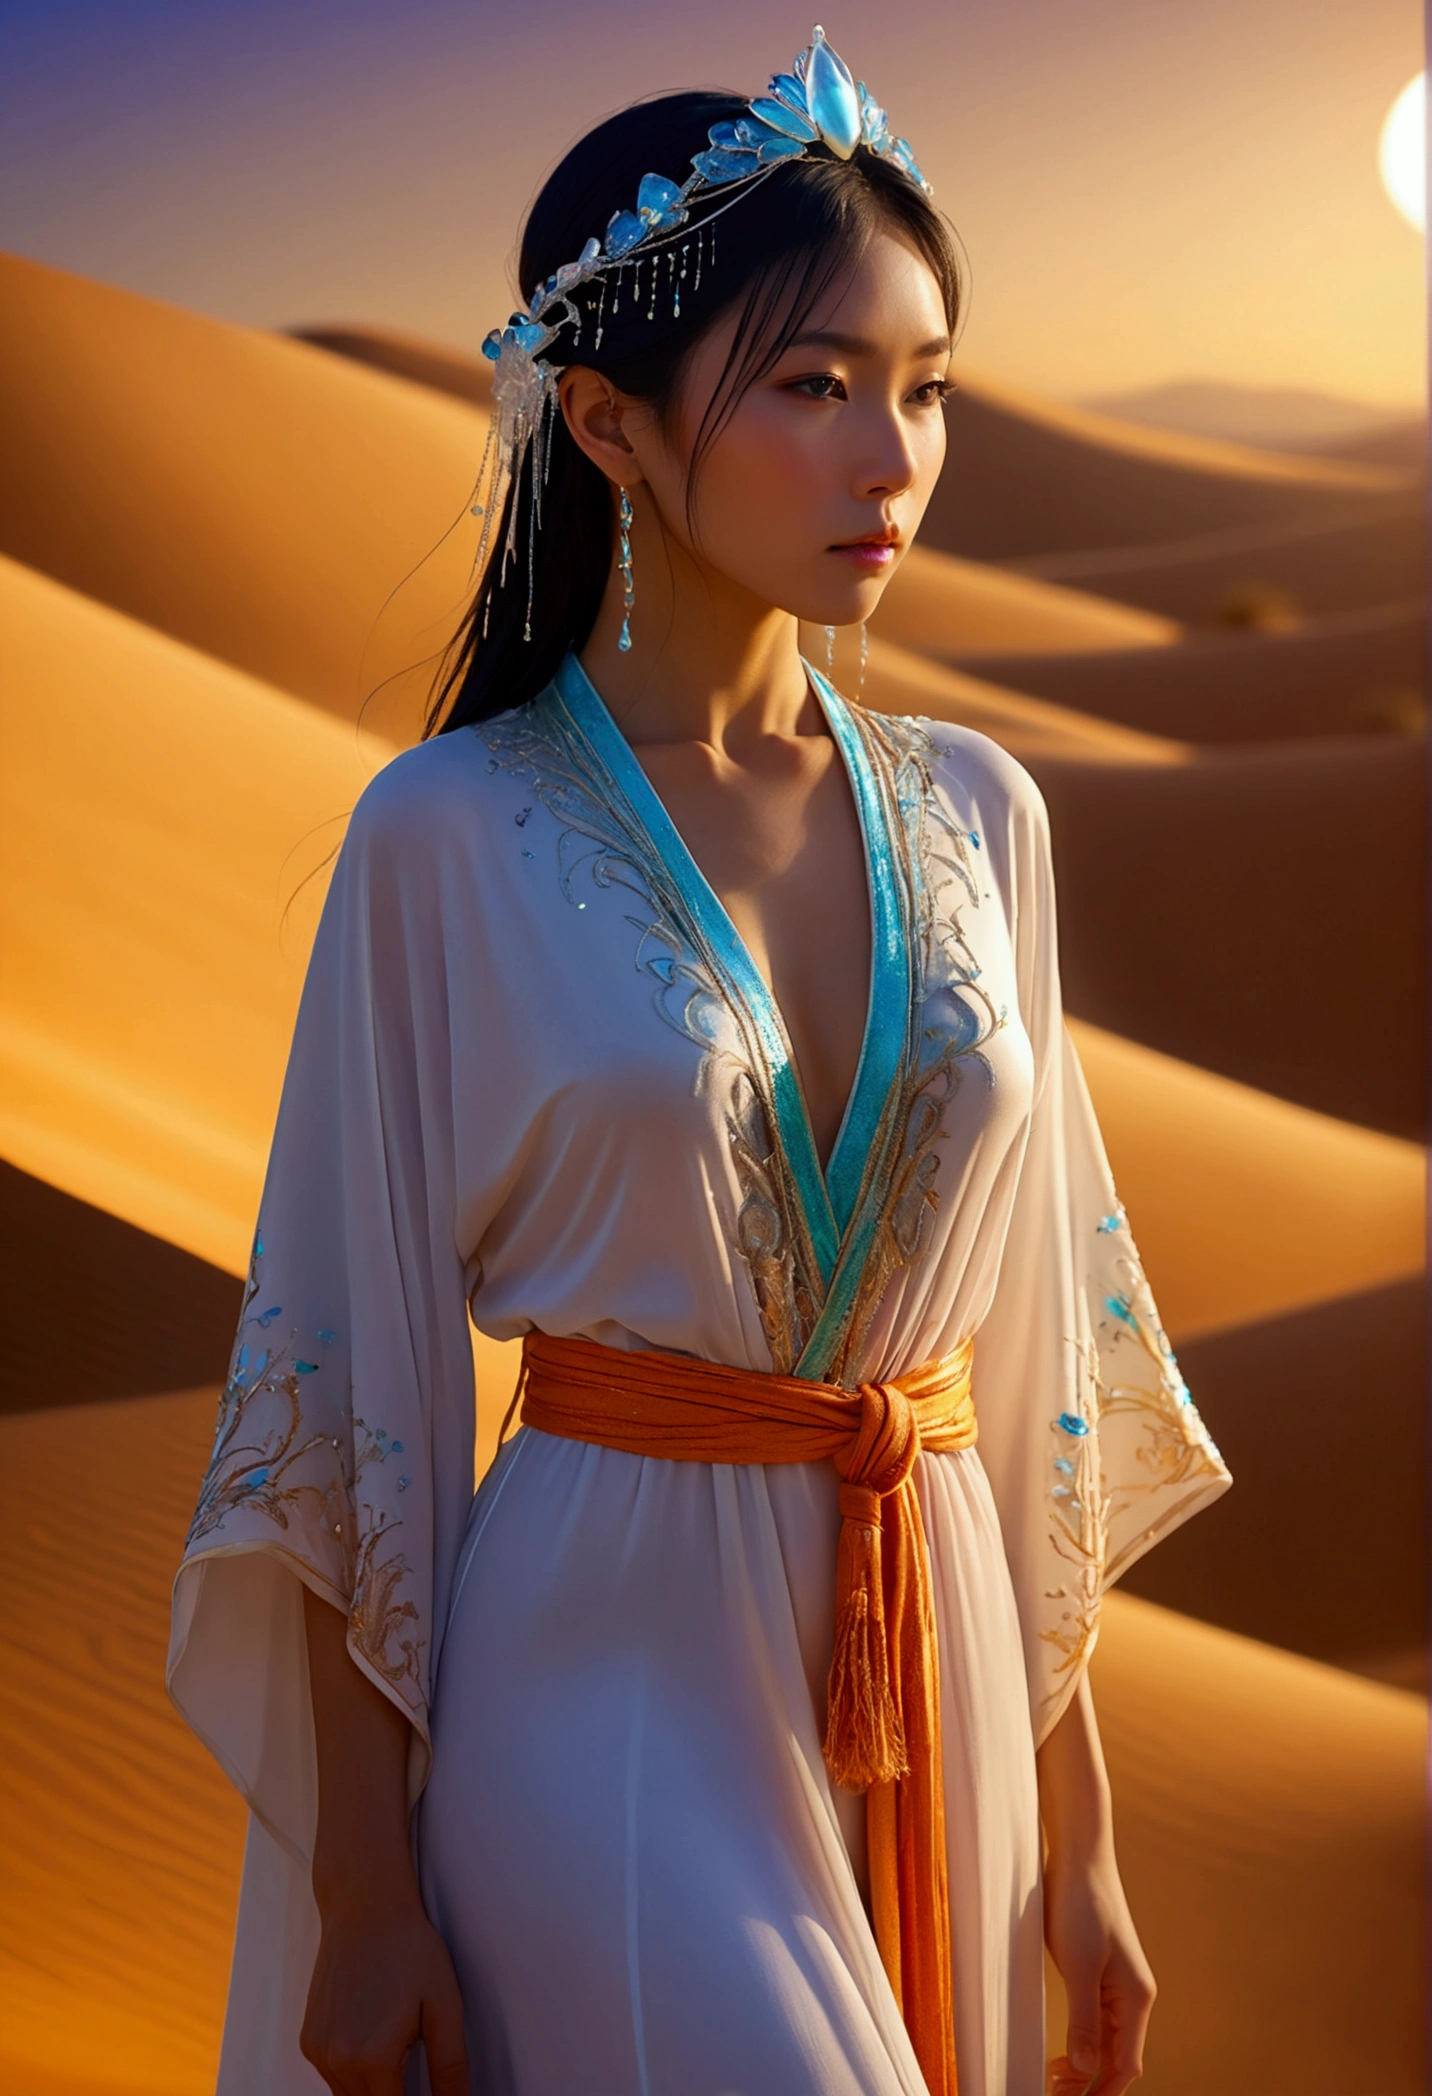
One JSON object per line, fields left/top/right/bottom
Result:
{"left": 517, "top": 1329, "right": 978, "bottom": 2096}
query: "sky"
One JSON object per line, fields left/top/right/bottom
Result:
{"left": 1, "top": 0, "right": 1425, "bottom": 408}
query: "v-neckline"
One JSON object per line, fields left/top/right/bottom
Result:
{"left": 549, "top": 650, "right": 910, "bottom": 1286}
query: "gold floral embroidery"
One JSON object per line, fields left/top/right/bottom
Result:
{"left": 478, "top": 695, "right": 1005, "bottom": 1385}
{"left": 827, "top": 708, "right": 1005, "bottom": 1384}
{"left": 1039, "top": 1202, "right": 1228, "bottom": 1705}
{"left": 186, "top": 1232, "right": 334, "bottom": 1550}
{"left": 345, "top": 1420, "right": 423, "bottom": 1690}
{"left": 188, "top": 1234, "right": 424, "bottom": 1697}
{"left": 479, "top": 694, "right": 829, "bottom": 1371}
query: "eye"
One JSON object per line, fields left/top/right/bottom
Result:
{"left": 789, "top": 372, "right": 848, "bottom": 401}
{"left": 910, "top": 377, "right": 954, "bottom": 406}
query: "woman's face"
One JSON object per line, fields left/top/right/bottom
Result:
{"left": 628, "top": 225, "right": 952, "bottom": 627}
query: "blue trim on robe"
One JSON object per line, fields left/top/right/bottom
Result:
{"left": 549, "top": 649, "right": 917, "bottom": 1381}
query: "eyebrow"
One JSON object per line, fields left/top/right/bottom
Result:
{"left": 786, "top": 328, "right": 952, "bottom": 359}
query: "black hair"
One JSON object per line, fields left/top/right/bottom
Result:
{"left": 427, "top": 91, "right": 964, "bottom": 733}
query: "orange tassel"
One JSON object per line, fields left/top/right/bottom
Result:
{"left": 823, "top": 1519, "right": 909, "bottom": 1790}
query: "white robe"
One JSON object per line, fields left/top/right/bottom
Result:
{"left": 168, "top": 651, "right": 1231, "bottom": 2096}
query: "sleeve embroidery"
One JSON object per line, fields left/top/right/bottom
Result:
{"left": 1040, "top": 1199, "right": 1229, "bottom": 1702}
{"left": 187, "top": 1230, "right": 426, "bottom": 1701}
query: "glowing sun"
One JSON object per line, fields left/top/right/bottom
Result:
{"left": 1378, "top": 73, "right": 1425, "bottom": 233}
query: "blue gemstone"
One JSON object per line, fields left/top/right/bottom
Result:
{"left": 397, "top": 1476, "right": 410, "bottom": 1492}
{"left": 244, "top": 1466, "right": 270, "bottom": 1487}
{"left": 693, "top": 146, "right": 761, "bottom": 186}
{"left": 604, "top": 209, "right": 645, "bottom": 257}
{"left": 481, "top": 330, "right": 503, "bottom": 361}
{"left": 767, "top": 71, "right": 809, "bottom": 115}
{"left": 507, "top": 321, "right": 547, "bottom": 355}
{"left": 858, "top": 85, "right": 891, "bottom": 149}
{"left": 806, "top": 29, "right": 861, "bottom": 158}
{"left": 317, "top": 1328, "right": 337, "bottom": 1343}
{"left": 1105, "top": 1292, "right": 1138, "bottom": 1328}
{"left": 637, "top": 171, "right": 686, "bottom": 229}
{"left": 733, "top": 116, "right": 786, "bottom": 149}
{"left": 253, "top": 1232, "right": 264, "bottom": 1257}
{"left": 969, "top": 829, "right": 981, "bottom": 848}
{"left": 389, "top": 1439, "right": 403, "bottom": 1454}
{"left": 750, "top": 96, "right": 816, "bottom": 142}
{"left": 890, "top": 137, "right": 929, "bottom": 189}
{"left": 708, "top": 121, "right": 747, "bottom": 150}
{"left": 1057, "top": 1411, "right": 1090, "bottom": 1437}
{"left": 757, "top": 136, "right": 807, "bottom": 165}
{"left": 1097, "top": 1213, "right": 1122, "bottom": 1233}
{"left": 295, "top": 1360, "right": 318, "bottom": 1374}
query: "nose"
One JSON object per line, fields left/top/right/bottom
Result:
{"left": 852, "top": 399, "right": 921, "bottom": 503}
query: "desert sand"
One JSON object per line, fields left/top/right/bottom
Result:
{"left": 949, "top": 599, "right": 1426, "bottom": 743}
{"left": 0, "top": 253, "right": 1423, "bottom": 2094}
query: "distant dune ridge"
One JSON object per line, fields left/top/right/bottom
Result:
{"left": 1079, "top": 377, "right": 1426, "bottom": 456}
{"left": 0, "top": 253, "right": 1425, "bottom": 2094}
{"left": 950, "top": 600, "right": 1426, "bottom": 743}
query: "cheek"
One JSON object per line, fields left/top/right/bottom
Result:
{"left": 690, "top": 415, "right": 829, "bottom": 546}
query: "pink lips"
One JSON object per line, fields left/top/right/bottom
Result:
{"left": 829, "top": 539, "right": 897, "bottom": 571}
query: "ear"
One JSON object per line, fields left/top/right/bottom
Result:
{"left": 558, "top": 366, "right": 647, "bottom": 488}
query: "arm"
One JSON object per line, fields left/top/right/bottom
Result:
{"left": 300, "top": 1585, "right": 471, "bottom": 2096}
{"left": 1036, "top": 1669, "right": 1156, "bottom": 2094}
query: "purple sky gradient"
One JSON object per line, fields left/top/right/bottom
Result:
{"left": 1, "top": 0, "right": 1424, "bottom": 404}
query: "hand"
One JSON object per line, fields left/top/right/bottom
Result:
{"left": 300, "top": 1885, "right": 471, "bottom": 2096}
{"left": 1043, "top": 1841, "right": 1155, "bottom": 2096}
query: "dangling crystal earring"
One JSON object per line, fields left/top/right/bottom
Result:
{"left": 618, "top": 487, "right": 636, "bottom": 653}
{"left": 859, "top": 620, "right": 869, "bottom": 695}
{"left": 824, "top": 623, "right": 836, "bottom": 676}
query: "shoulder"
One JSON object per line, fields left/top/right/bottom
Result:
{"left": 345, "top": 725, "right": 493, "bottom": 852}
{"left": 340, "top": 703, "right": 544, "bottom": 875}
{"left": 881, "top": 710, "right": 1051, "bottom": 837}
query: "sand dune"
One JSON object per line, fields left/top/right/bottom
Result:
{"left": 1, "top": 1160, "right": 241, "bottom": 1412}
{"left": 0, "top": 552, "right": 387, "bottom": 1274}
{"left": 1119, "top": 1276, "right": 1426, "bottom": 1688}
{"left": 917, "top": 371, "right": 1412, "bottom": 563}
{"left": 0, "top": 253, "right": 486, "bottom": 737}
{"left": 1067, "top": 1022, "right": 1424, "bottom": 1340}
{"left": 1035, "top": 736, "right": 1425, "bottom": 1139}
{"left": 868, "top": 542, "right": 1182, "bottom": 656}
{"left": 0, "top": 1388, "right": 246, "bottom": 2096}
{"left": 1077, "top": 379, "right": 1418, "bottom": 456}
{"left": 1315, "top": 418, "right": 1427, "bottom": 474}
{"left": 842, "top": 631, "right": 1188, "bottom": 763}
{"left": 293, "top": 322, "right": 493, "bottom": 408}
{"left": 1012, "top": 501, "right": 1424, "bottom": 626}
{"left": 2, "top": 1385, "right": 1422, "bottom": 2096}
{"left": 952, "top": 600, "right": 1426, "bottom": 743}
{"left": 1078, "top": 1596, "right": 1425, "bottom": 2095}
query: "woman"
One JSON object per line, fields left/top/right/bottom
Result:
{"left": 170, "top": 33, "right": 1231, "bottom": 2096}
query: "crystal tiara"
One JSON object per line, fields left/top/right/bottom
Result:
{"left": 472, "top": 26, "right": 932, "bottom": 633}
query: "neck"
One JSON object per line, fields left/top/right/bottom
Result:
{"left": 577, "top": 509, "right": 825, "bottom": 756}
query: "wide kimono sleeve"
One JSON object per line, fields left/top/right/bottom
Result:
{"left": 968, "top": 751, "right": 1233, "bottom": 1750}
{"left": 167, "top": 748, "right": 479, "bottom": 1866}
